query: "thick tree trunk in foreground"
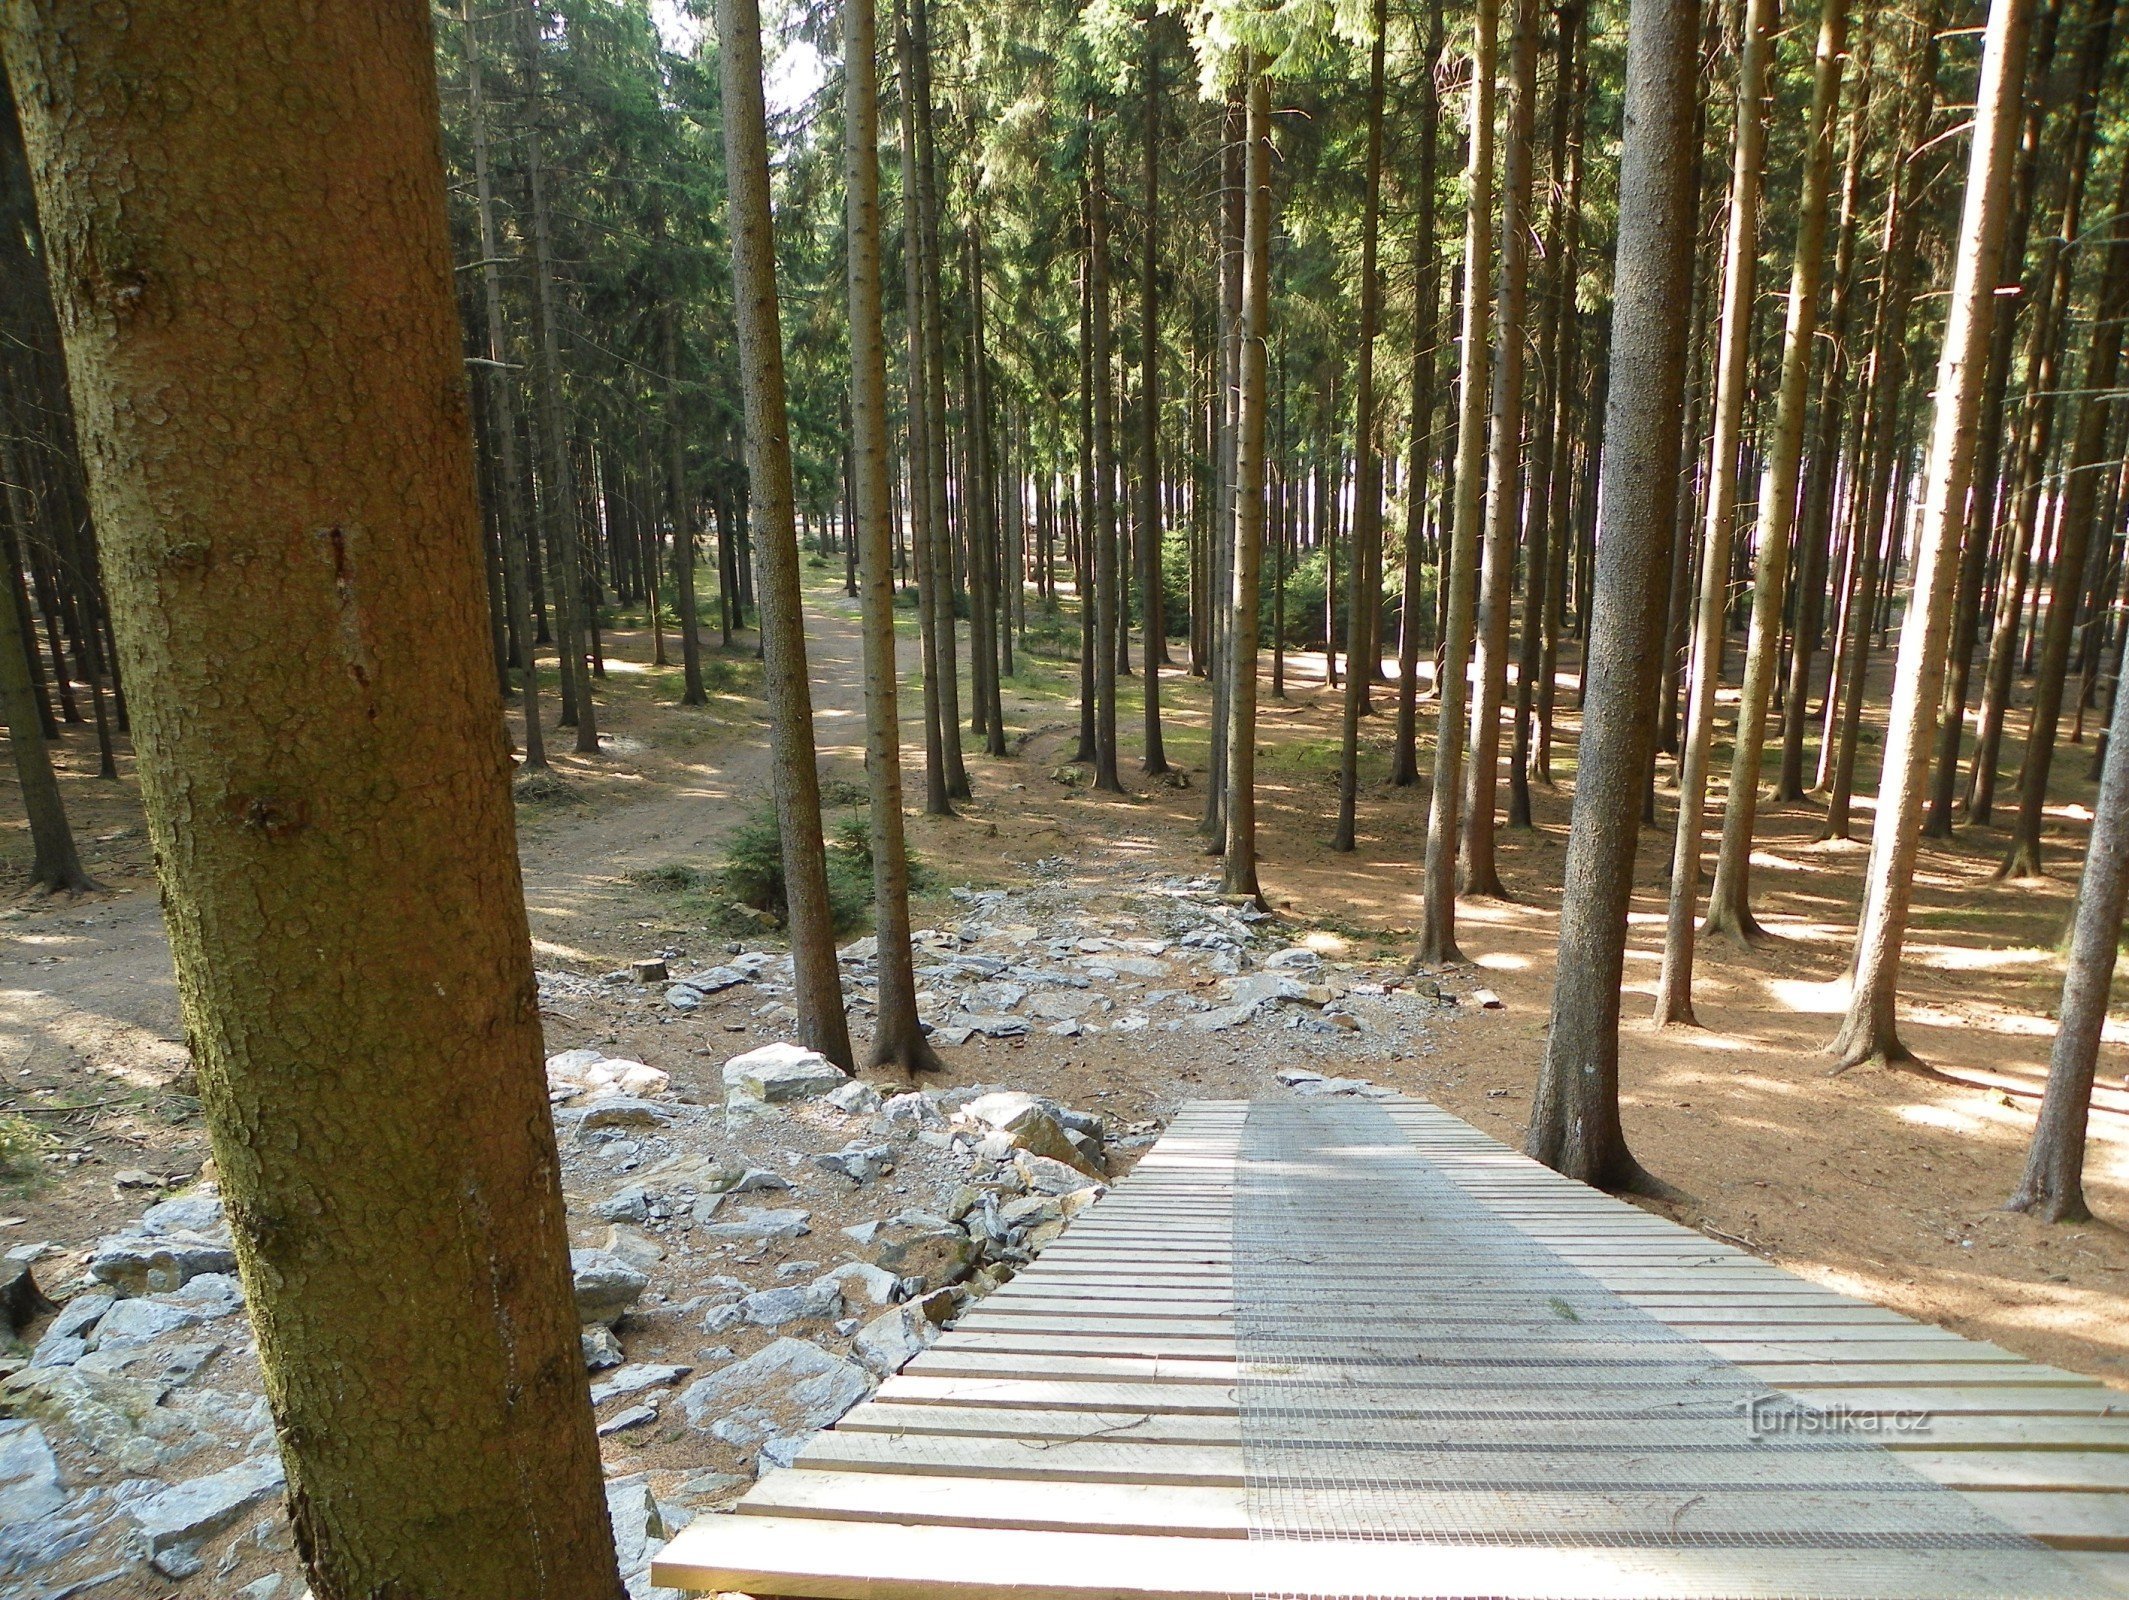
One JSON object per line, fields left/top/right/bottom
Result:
{"left": 1702, "top": 0, "right": 1847, "bottom": 941}
{"left": 1653, "top": 0, "right": 1774, "bottom": 1024}
{"left": 1833, "top": 0, "right": 2035, "bottom": 1073}
{"left": 1527, "top": 0, "right": 1700, "bottom": 1191}
{"left": 1, "top": 5, "right": 622, "bottom": 1593}
{"left": 719, "top": 0, "right": 854, "bottom": 1070}
{"left": 1418, "top": 0, "right": 1498, "bottom": 963}
{"left": 1221, "top": 62, "right": 1271, "bottom": 906}
{"left": 844, "top": 0, "right": 940, "bottom": 1075}
{"left": 2009, "top": 609, "right": 2129, "bottom": 1220}
{"left": 1334, "top": 0, "right": 1390, "bottom": 851}
{"left": 1459, "top": 0, "right": 1540, "bottom": 900}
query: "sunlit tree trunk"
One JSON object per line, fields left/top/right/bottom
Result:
{"left": 1834, "top": 0, "right": 2036, "bottom": 1073}
{"left": 4, "top": 4, "right": 625, "bottom": 1591}
{"left": 1334, "top": 0, "right": 1391, "bottom": 851}
{"left": 1653, "top": 0, "right": 1774, "bottom": 1022}
{"left": 1527, "top": 0, "right": 1700, "bottom": 1190}
{"left": 1221, "top": 60, "right": 1271, "bottom": 905}
{"left": 719, "top": 0, "right": 855, "bottom": 1069}
{"left": 844, "top": 0, "right": 940, "bottom": 1075}
{"left": 1418, "top": 0, "right": 1497, "bottom": 961}
{"left": 459, "top": 0, "right": 545, "bottom": 770}
{"left": 1140, "top": 27, "right": 1169, "bottom": 776}
{"left": 1459, "top": 0, "right": 1539, "bottom": 899}
{"left": 1701, "top": 0, "right": 1847, "bottom": 941}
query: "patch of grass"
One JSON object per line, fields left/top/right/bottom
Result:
{"left": 819, "top": 777, "right": 870, "bottom": 808}
{"left": 0, "top": 1113, "right": 51, "bottom": 1193}
{"left": 633, "top": 803, "right": 923, "bottom": 937}
{"left": 512, "top": 768, "right": 579, "bottom": 805}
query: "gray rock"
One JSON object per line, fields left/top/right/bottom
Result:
{"left": 665, "top": 984, "right": 705, "bottom": 1013}
{"left": 1265, "top": 947, "right": 1323, "bottom": 970}
{"left": 696, "top": 1207, "right": 810, "bottom": 1242}
{"left": 875, "top": 1092, "right": 946, "bottom": 1135}
{"left": 826, "top": 1079, "right": 884, "bottom": 1115}
{"left": 582, "top": 1325, "right": 625, "bottom": 1371}
{"left": 962, "top": 1092, "right": 1099, "bottom": 1176}
{"left": 127, "top": 1453, "right": 286, "bottom": 1555}
{"left": 579, "top": 1098, "right": 672, "bottom": 1133}
{"left": 737, "top": 1279, "right": 843, "bottom": 1328}
{"left": 681, "top": 1337, "right": 873, "bottom": 1443}
{"left": 1015, "top": 1152, "right": 1105, "bottom": 1198}
{"left": 571, "top": 1249, "right": 650, "bottom": 1327}
{"left": 604, "top": 1473, "right": 669, "bottom": 1578}
{"left": 819, "top": 1261, "right": 902, "bottom": 1306}
{"left": 590, "top": 1363, "right": 691, "bottom": 1405}
{"left": 851, "top": 1302, "right": 945, "bottom": 1376}
{"left": 953, "top": 1012, "right": 1029, "bottom": 1039}
{"left": 812, "top": 1143, "right": 895, "bottom": 1185}
{"left": 676, "top": 965, "right": 748, "bottom": 994}
{"left": 1228, "top": 972, "right": 1322, "bottom": 1009}
{"left": 597, "top": 1185, "right": 653, "bottom": 1224}
{"left": 729, "top": 1168, "right": 792, "bottom": 1194}
{"left": 1188, "top": 1001, "right": 1257, "bottom": 1032}
{"left": 88, "top": 1231, "right": 237, "bottom": 1298}
{"left": 89, "top": 1295, "right": 208, "bottom": 1351}
{"left": 597, "top": 1403, "right": 658, "bottom": 1437}
{"left": 139, "top": 1191, "right": 225, "bottom": 1237}
{"left": 47, "top": 1292, "right": 114, "bottom": 1343}
{"left": 722, "top": 1042, "right": 847, "bottom": 1105}
{"left": 869, "top": 1223, "right": 976, "bottom": 1291}
{"left": 0, "top": 1420, "right": 64, "bottom": 1527}
{"left": 237, "top": 1577, "right": 285, "bottom": 1600}
{"left": 28, "top": 1333, "right": 87, "bottom": 1369}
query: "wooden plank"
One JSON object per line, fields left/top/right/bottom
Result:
{"left": 653, "top": 1514, "right": 2129, "bottom": 1600}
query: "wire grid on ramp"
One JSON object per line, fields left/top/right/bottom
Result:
{"left": 1232, "top": 1096, "right": 2094, "bottom": 1599}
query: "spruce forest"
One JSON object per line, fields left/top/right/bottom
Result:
{"left": 2, "top": 0, "right": 2129, "bottom": 1595}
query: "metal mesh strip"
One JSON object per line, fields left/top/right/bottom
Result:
{"left": 1232, "top": 1097, "right": 2095, "bottom": 1599}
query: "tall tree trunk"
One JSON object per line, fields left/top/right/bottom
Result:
{"left": 2006, "top": 643, "right": 2129, "bottom": 1219}
{"left": 719, "top": 0, "right": 855, "bottom": 1070}
{"left": 1653, "top": 0, "right": 1774, "bottom": 1022}
{"left": 1702, "top": 0, "right": 1847, "bottom": 941}
{"left": 894, "top": 0, "right": 951, "bottom": 816}
{"left": 1459, "top": 0, "right": 1539, "bottom": 899}
{"left": 1333, "top": 0, "right": 1390, "bottom": 850}
{"left": 664, "top": 317, "right": 709, "bottom": 709}
{"left": 2004, "top": 128, "right": 2129, "bottom": 877}
{"left": 1418, "top": 0, "right": 1497, "bottom": 961}
{"left": 964, "top": 212, "right": 1008, "bottom": 757}
{"left": 1221, "top": 61, "right": 1271, "bottom": 904}
{"left": 910, "top": 0, "right": 967, "bottom": 800}
{"left": 1392, "top": 0, "right": 1446, "bottom": 790}
{"left": 459, "top": 0, "right": 545, "bottom": 771}
{"left": 1527, "top": 0, "right": 1700, "bottom": 1191}
{"left": 1779, "top": 55, "right": 1873, "bottom": 801}
{"left": 1511, "top": 0, "right": 1581, "bottom": 822}
{"left": 4, "top": 5, "right": 624, "bottom": 1591}
{"left": 1140, "top": 26, "right": 1169, "bottom": 776}
{"left": 1204, "top": 102, "right": 1243, "bottom": 847}
{"left": 1833, "top": 0, "right": 2035, "bottom": 1073}
{"left": 844, "top": 0, "right": 941, "bottom": 1076}
{"left": 520, "top": 0, "right": 597, "bottom": 755}
{"left": 1089, "top": 124, "right": 1124, "bottom": 794}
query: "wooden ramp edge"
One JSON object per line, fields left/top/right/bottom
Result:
{"left": 653, "top": 1097, "right": 2129, "bottom": 1600}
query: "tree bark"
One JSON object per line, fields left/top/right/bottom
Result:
{"left": 1527, "top": 0, "right": 1701, "bottom": 1190}
{"left": 1333, "top": 0, "right": 1390, "bottom": 850}
{"left": 1089, "top": 125, "right": 1124, "bottom": 794}
{"left": 4, "top": 4, "right": 624, "bottom": 1591}
{"left": 460, "top": 0, "right": 545, "bottom": 772}
{"left": 1221, "top": 61, "right": 1271, "bottom": 905}
{"left": 844, "top": 0, "right": 941, "bottom": 1075}
{"left": 1833, "top": 0, "right": 2035, "bottom": 1073}
{"left": 1140, "top": 25, "right": 1169, "bottom": 777}
{"left": 1391, "top": 0, "right": 1446, "bottom": 791}
{"left": 719, "top": 0, "right": 855, "bottom": 1070}
{"left": 2003, "top": 126, "right": 2129, "bottom": 878}
{"left": 1653, "top": 0, "right": 1774, "bottom": 1022}
{"left": 1418, "top": 0, "right": 1497, "bottom": 961}
{"left": 1702, "top": 0, "right": 1847, "bottom": 941}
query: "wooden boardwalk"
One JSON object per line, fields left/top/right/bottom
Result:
{"left": 653, "top": 1097, "right": 2129, "bottom": 1599}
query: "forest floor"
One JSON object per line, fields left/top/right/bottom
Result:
{"left": 1, "top": 557, "right": 2125, "bottom": 1412}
